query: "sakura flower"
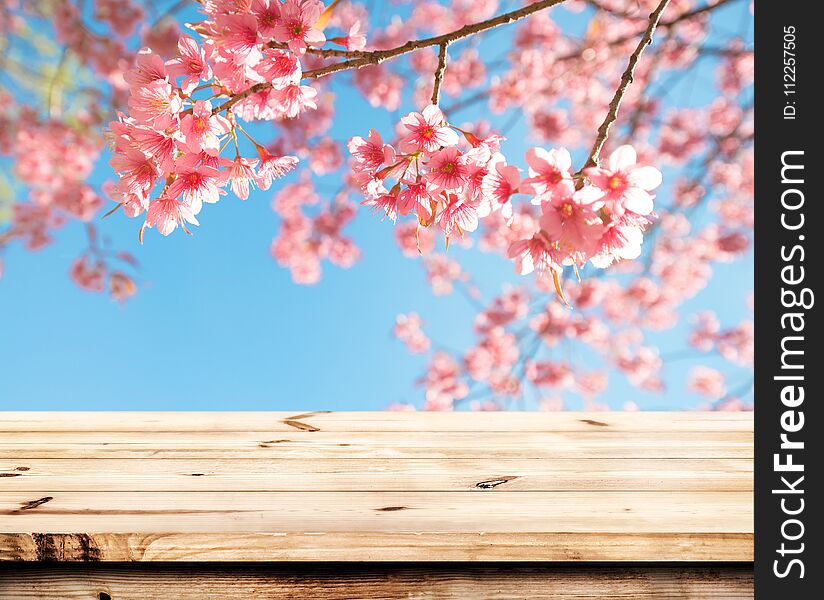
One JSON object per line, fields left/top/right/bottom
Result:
{"left": 590, "top": 219, "right": 645, "bottom": 268}
{"left": 526, "top": 360, "right": 573, "bottom": 388}
{"left": 463, "top": 132, "right": 504, "bottom": 166}
{"left": 348, "top": 129, "right": 393, "bottom": 171}
{"left": 508, "top": 232, "right": 561, "bottom": 275}
{"left": 352, "top": 169, "right": 389, "bottom": 198}
{"left": 394, "top": 312, "right": 431, "bottom": 353}
{"left": 165, "top": 35, "right": 212, "bottom": 94}
{"left": 273, "top": 83, "right": 318, "bottom": 119}
{"left": 127, "top": 79, "right": 183, "bottom": 129}
{"left": 420, "top": 351, "right": 468, "bottom": 410}
{"left": 539, "top": 187, "right": 604, "bottom": 263}
{"left": 362, "top": 188, "right": 400, "bottom": 222}
{"left": 70, "top": 257, "right": 106, "bottom": 292}
{"left": 523, "top": 147, "right": 573, "bottom": 203}
{"left": 222, "top": 156, "right": 259, "bottom": 200}
{"left": 106, "top": 181, "right": 150, "bottom": 218}
{"left": 95, "top": 0, "right": 144, "bottom": 37}
{"left": 436, "top": 192, "right": 479, "bottom": 236}
{"left": 399, "top": 104, "right": 459, "bottom": 153}
{"left": 252, "top": 0, "right": 282, "bottom": 38}
{"left": 255, "top": 48, "right": 302, "bottom": 89}
{"left": 109, "top": 271, "right": 138, "bottom": 302}
{"left": 398, "top": 179, "right": 435, "bottom": 221}
{"left": 584, "top": 145, "right": 662, "bottom": 216}
{"left": 166, "top": 158, "right": 224, "bottom": 212}
{"left": 480, "top": 156, "right": 521, "bottom": 220}
{"left": 426, "top": 146, "right": 468, "bottom": 190}
{"left": 179, "top": 99, "right": 230, "bottom": 154}
{"left": 272, "top": 0, "right": 326, "bottom": 54}
{"left": 255, "top": 147, "right": 299, "bottom": 191}
{"left": 216, "top": 13, "right": 261, "bottom": 57}
{"left": 329, "top": 21, "right": 367, "bottom": 51}
{"left": 688, "top": 366, "right": 727, "bottom": 400}
{"left": 109, "top": 146, "right": 160, "bottom": 198}
{"left": 123, "top": 48, "right": 167, "bottom": 88}
{"left": 132, "top": 126, "right": 177, "bottom": 171}
{"left": 144, "top": 195, "right": 200, "bottom": 236}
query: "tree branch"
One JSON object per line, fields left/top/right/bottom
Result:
{"left": 212, "top": 0, "right": 568, "bottom": 115}
{"left": 580, "top": 0, "right": 672, "bottom": 171}
{"left": 556, "top": 0, "right": 737, "bottom": 64}
{"left": 431, "top": 43, "right": 449, "bottom": 105}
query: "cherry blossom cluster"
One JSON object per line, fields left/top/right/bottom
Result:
{"left": 349, "top": 104, "right": 662, "bottom": 285}
{"left": 107, "top": 0, "right": 349, "bottom": 238}
{"left": 269, "top": 176, "right": 360, "bottom": 284}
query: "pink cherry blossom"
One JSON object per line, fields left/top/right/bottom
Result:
{"left": 127, "top": 79, "right": 183, "bottom": 129}
{"left": 539, "top": 188, "right": 604, "bottom": 264}
{"left": 222, "top": 156, "right": 259, "bottom": 200}
{"left": 508, "top": 232, "right": 561, "bottom": 276}
{"left": 435, "top": 192, "right": 478, "bottom": 237}
{"left": 123, "top": 48, "right": 167, "bottom": 88}
{"left": 256, "top": 148, "right": 299, "bottom": 191}
{"left": 362, "top": 188, "right": 400, "bottom": 222}
{"left": 252, "top": 0, "right": 282, "bottom": 38}
{"left": 255, "top": 48, "right": 302, "bottom": 88}
{"left": 165, "top": 35, "right": 212, "bottom": 94}
{"left": 70, "top": 257, "right": 106, "bottom": 292}
{"left": 348, "top": 129, "right": 393, "bottom": 171}
{"left": 394, "top": 313, "right": 431, "bottom": 354}
{"left": 109, "top": 146, "right": 160, "bottom": 198}
{"left": 397, "top": 179, "right": 435, "bottom": 221}
{"left": 584, "top": 145, "right": 662, "bottom": 217}
{"left": 399, "top": 105, "right": 460, "bottom": 153}
{"left": 523, "top": 147, "right": 573, "bottom": 203}
{"left": 144, "top": 195, "right": 200, "bottom": 236}
{"left": 216, "top": 13, "right": 261, "bottom": 57}
{"left": 425, "top": 147, "right": 468, "bottom": 190}
{"left": 272, "top": 0, "right": 326, "bottom": 54}
{"left": 167, "top": 160, "right": 224, "bottom": 211}
{"left": 688, "top": 366, "right": 727, "bottom": 400}
{"left": 179, "top": 100, "right": 231, "bottom": 154}
{"left": 329, "top": 21, "right": 367, "bottom": 51}
{"left": 272, "top": 83, "right": 318, "bottom": 118}
{"left": 480, "top": 156, "right": 521, "bottom": 220}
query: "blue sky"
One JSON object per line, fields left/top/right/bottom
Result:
{"left": 0, "top": 0, "right": 753, "bottom": 410}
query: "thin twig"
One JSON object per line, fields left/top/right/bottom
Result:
{"left": 555, "top": 0, "right": 737, "bottom": 64}
{"left": 599, "top": 0, "right": 737, "bottom": 49}
{"left": 431, "top": 43, "right": 449, "bottom": 105}
{"left": 580, "top": 0, "right": 672, "bottom": 171}
{"left": 212, "top": 0, "right": 568, "bottom": 115}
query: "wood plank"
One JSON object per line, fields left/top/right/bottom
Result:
{"left": 0, "top": 411, "right": 754, "bottom": 432}
{"left": 0, "top": 532, "right": 753, "bottom": 562}
{"left": 0, "top": 431, "right": 753, "bottom": 459}
{"left": 0, "top": 564, "right": 754, "bottom": 598}
{"left": 0, "top": 458, "right": 754, "bottom": 491}
{"left": 0, "top": 412, "right": 754, "bottom": 563}
{"left": 0, "top": 491, "right": 752, "bottom": 533}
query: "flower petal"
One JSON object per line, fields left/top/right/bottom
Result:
{"left": 627, "top": 165, "right": 662, "bottom": 190}
{"left": 608, "top": 145, "right": 636, "bottom": 172}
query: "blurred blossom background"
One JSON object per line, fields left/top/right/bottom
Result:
{"left": 0, "top": 0, "right": 753, "bottom": 411}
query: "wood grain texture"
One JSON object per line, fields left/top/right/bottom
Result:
{"left": 0, "top": 411, "right": 754, "bottom": 432}
{"left": 0, "top": 458, "right": 753, "bottom": 491}
{"left": 0, "top": 412, "right": 754, "bottom": 562}
{"left": 0, "top": 564, "right": 754, "bottom": 599}
{"left": 0, "top": 431, "right": 753, "bottom": 459}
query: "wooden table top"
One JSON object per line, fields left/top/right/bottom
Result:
{"left": 0, "top": 412, "right": 753, "bottom": 562}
